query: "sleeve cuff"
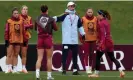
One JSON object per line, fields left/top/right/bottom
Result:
{"left": 53, "top": 16, "right": 57, "bottom": 22}
{"left": 79, "top": 27, "right": 85, "bottom": 36}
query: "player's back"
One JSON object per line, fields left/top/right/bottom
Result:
{"left": 36, "top": 13, "right": 56, "bottom": 37}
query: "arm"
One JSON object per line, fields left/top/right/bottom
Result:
{"left": 4, "top": 21, "right": 9, "bottom": 47}
{"left": 53, "top": 13, "right": 68, "bottom": 22}
{"left": 77, "top": 17, "right": 86, "bottom": 41}
{"left": 52, "top": 20, "right": 58, "bottom": 31}
{"left": 24, "top": 18, "right": 33, "bottom": 30}
{"left": 79, "top": 17, "right": 85, "bottom": 43}
{"left": 22, "top": 21, "right": 27, "bottom": 42}
{"left": 81, "top": 17, "right": 83, "bottom": 24}
{"left": 34, "top": 21, "right": 37, "bottom": 31}
{"left": 4, "top": 21, "right": 9, "bottom": 41}
{"left": 29, "top": 18, "right": 33, "bottom": 29}
{"left": 99, "top": 23, "right": 105, "bottom": 45}
{"left": 78, "top": 17, "right": 85, "bottom": 36}
{"left": 97, "top": 22, "right": 106, "bottom": 51}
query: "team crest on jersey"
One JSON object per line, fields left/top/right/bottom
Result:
{"left": 14, "top": 24, "right": 20, "bottom": 35}
{"left": 39, "top": 16, "right": 49, "bottom": 29}
{"left": 88, "top": 22, "right": 95, "bottom": 35}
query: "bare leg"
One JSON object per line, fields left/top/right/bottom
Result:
{"left": 12, "top": 45, "right": 20, "bottom": 73}
{"left": 21, "top": 46, "right": 28, "bottom": 73}
{"left": 36, "top": 49, "right": 44, "bottom": 78}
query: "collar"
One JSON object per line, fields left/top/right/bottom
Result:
{"left": 11, "top": 16, "right": 20, "bottom": 21}
{"left": 85, "top": 14, "right": 94, "bottom": 20}
{"left": 21, "top": 14, "right": 28, "bottom": 19}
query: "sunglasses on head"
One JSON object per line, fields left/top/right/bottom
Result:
{"left": 69, "top": 5, "right": 75, "bottom": 8}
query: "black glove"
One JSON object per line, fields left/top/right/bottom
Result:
{"left": 5, "top": 40, "right": 9, "bottom": 47}
{"left": 23, "top": 41, "right": 27, "bottom": 47}
{"left": 82, "top": 35, "right": 85, "bottom": 41}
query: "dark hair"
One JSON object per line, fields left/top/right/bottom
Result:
{"left": 12, "top": 7, "right": 18, "bottom": 14}
{"left": 98, "top": 10, "right": 111, "bottom": 20}
{"left": 41, "top": 5, "right": 48, "bottom": 13}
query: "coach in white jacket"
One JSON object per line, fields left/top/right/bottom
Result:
{"left": 53, "top": 2, "right": 85, "bottom": 75}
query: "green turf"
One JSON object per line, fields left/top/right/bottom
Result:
{"left": 1, "top": 71, "right": 133, "bottom": 80}
{"left": 0, "top": 1, "right": 133, "bottom": 44}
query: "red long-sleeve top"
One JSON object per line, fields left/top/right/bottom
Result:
{"left": 97, "top": 18, "right": 112, "bottom": 45}
{"left": 20, "top": 14, "right": 33, "bottom": 29}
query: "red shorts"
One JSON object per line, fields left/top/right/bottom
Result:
{"left": 37, "top": 35, "right": 53, "bottom": 49}
{"left": 9, "top": 43, "right": 21, "bottom": 46}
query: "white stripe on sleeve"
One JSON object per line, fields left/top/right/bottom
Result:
{"left": 79, "top": 26, "right": 85, "bottom": 36}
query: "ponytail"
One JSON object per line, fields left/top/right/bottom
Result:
{"left": 103, "top": 10, "right": 111, "bottom": 20}
{"left": 98, "top": 10, "right": 111, "bottom": 20}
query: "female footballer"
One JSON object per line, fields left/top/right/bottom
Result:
{"left": 4, "top": 7, "right": 24, "bottom": 73}
{"left": 35, "top": 5, "right": 58, "bottom": 80}
{"left": 81, "top": 8, "right": 97, "bottom": 74}
{"left": 88, "top": 10, "right": 125, "bottom": 78}
{"left": 20, "top": 5, "right": 33, "bottom": 73}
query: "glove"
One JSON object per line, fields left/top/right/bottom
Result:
{"left": 23, "top": 41, "right": 27, "bottom": 46}
{"left": 5, "top": 40, "right": 9, "bottom": 47}
{"left": 79, "top": 35, "right": 84, "bottom": 43}
{"left": 82, "top": 35, "right": 85, "bottom": 41}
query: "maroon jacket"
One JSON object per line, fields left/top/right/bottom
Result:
{"left": 35, "top": 13, "right": 58, "bottom": 37}
{"left": 20, "top": 14, "right": 33, "bottom": 30}
{"left": 97, "top": 18, "right": 113, "bottom": 47}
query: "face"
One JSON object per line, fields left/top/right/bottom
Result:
{"left": 97, "top": 13, "right": 102, "bottom": 20}
{"left": 68, "top": 5, "right": 75, "bottom": 11}
{"left": 13, "top": 10, "right": 19, "bottom": 18}
{"left": 21, "top": 6, "right": 28, "bottom": 15}
{"left": 86, "top": 9, "right": 93, "bottom": 17}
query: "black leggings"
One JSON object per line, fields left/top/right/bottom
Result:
{"left": 95, "top": 50, "right": 121, "bottom": 70}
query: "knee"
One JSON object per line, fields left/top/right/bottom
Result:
{"left": 7, "top": 53, "right": 12, "bottom": 58}
{"left": 37, "top": 58, "right": 43, "bottom": 63}
{"left": 13, "top": 53, "right": 18, "bottom": 58}
{"left": 47, "top": 57, "right": 52, "bottom": 62}
{"left": 21, "top": 53, "right": 27, "bottom": 58}
{"left": 47, "top": 54, "right": 52, "bottom": 60}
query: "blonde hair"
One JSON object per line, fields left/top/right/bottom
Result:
{"left": 86, "top": 8, "right": 93, "bottom": 12}
{"left": 21, "top": 5, "right": 28, "bottom": 10}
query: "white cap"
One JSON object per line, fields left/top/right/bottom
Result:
{"left": 67, "top": 2, "right": 75, "bottom": 7}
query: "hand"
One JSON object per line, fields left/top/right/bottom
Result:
{"left": 53, "top": 16, "right": 57, "bottom": 21}
{"left": 23, "top": 41, "right": 27, "bottom": 46}
{"left": 5, "top": 40, "right": 9, "bottom": 47}
{"left": 97, "top": 43, "right": 105, "bottom": 51}
{"left": 24, "top": 25, "right": 30, "bottom": 30}
{"left": 79, "top": 35, "right": 84, "bottom": 44}
{"left": 82, "top": 35, "right": 85, "bottom": 41}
